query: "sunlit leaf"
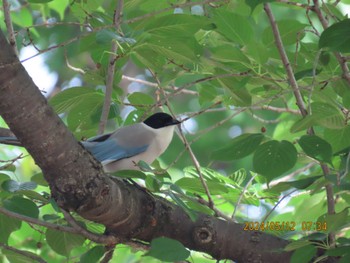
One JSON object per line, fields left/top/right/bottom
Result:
{"left": 324, "top": 126, "right": 350, "bottom": 154}
{"left": 46, "top": 229, "right": 86, "bottom": 256}
{"left": 245, "top": 0, "right": 275, "bottom": 12}
{"left": 3, "top": 196, "right": 39, "bottom": 218}
{"left": 213, "top": 9, "right": 254, "bottom": 45}
{"left": 128, "top": 92, "right": 155, "bottom": 106}
{"left": 298, "top": 135, "right": 333, "bottom": 165}
{"left": 212, "top": 133, "right": 264, "bottom": 161}
{"left": 0, "top": 213, "right": 21, "bottom": 243}
{"left": 175, "top": 177, "right": 228, "bottom": 195}
{"left": 319, "top": 19, "right": 350, "bottom": 52}
{"left": 317, "top": 208, "right": 349, "bottom": 233}
{"left": 291, "top": 102, "right": 345, "bottom": 132}
{"left": 253, "top": 140, "right": 297, "bottom": 181}
{"left": 80, "top": 246, "right": 105, "bottom": 263}
{"left": 291, "top": 245, "right": 317, "bottom": 263}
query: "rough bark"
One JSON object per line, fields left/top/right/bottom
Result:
{"left": 0, "top": 29, "right": 293, "bottom": 262}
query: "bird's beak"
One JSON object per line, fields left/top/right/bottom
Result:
{"left": 172, "top": 119, "right": 181, "bottom": 125}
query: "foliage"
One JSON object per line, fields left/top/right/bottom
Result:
{"left": 1, "top": 0, "right": 350, "bottom": 262}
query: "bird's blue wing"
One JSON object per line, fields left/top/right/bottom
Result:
{"left": 82, "top": 137, "right": 149, "bottom": 165}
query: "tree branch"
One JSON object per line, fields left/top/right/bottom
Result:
{"left": 264, "top": 2, "right": 336, "bottom": 247}
{"left": 0, "top": 28, "right": 293, "bottom": 262}
{"left": 2, "top": 0, "right": 18, "bottom": 56}
{"left": 263, "top": 3, "right": 307, "bottom": 117}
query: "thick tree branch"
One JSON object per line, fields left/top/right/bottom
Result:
{"left": 0, "top": 29, "right": 292, "bottom": 262}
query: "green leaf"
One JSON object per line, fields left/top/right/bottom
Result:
{"left": 317, "top": 208, "right": 349, "bottom": 233}
{"left": 291, "top": 245, "right": 317, "bottom": 263}
{"left": 285, "top": 240, "right": 312, "bottom": 251}
{"left": 269, "top": 176, "right": 322, "bottom": 192}
{"left": 1, "top": 180, "right": 37, "bottom": 192}
{"left": 0, "top": 213, "right": 21, "bottom": 243}
{"left": 175, "top": 178, "right": 228, "bottom": 195}
{"left": 145, "top": 175, "right": 161, "bottom": 192}
{"left": 48, "top": 0, "right": 69, "bottom": 20}
{"left": 217, "top": 77, "right": 252, "bottom": 106}
{"left": 168, "top": 191, "right": 198, "bottom": 221}
{"left": 298, "top": 135, "right": 333, "bottom": 165}
{"left": 138, "top": 14, "right": 213, "bottom": 36}
{"left": 253, "top": 140, "right": 297, "bottom": 181}
{"left": 19, "top": 190, "right": 48, "bottom": 203}
{"left": 229, "top": 168, "right": 247, "bottom": 186}
{"left": 46, "top": 228, "right": 86, "bottom": 256}
{"left": 3, "top": 250, "right": 38, "bottom": 263}
{"left": 0, "top": 173, "right": 11, "bottom": 186}
{"left": 49, "top": 87, "right": 104, "bottom": 114}
{"left": 3, "top": 196, "right": 39, "bottom": 218}
{"left": 11, "top": 8, "right": 33, "bottom": 28}
{"left": 212, "top": 133, "right": 264, "bottom": 161}
{"left": 128, "top": 92, "right": 155, "bottom": 106}
{"left": 294, "top": 68, "right": 322, "bottom": 80}
{"left": 214, "top": 10, "right": 254, "bottom": 45}
{"left": 96, "top": 30, "right": 136, "bottom": 44}
{"left": 145, "top": 237, "right": 190, "bottom": 262}
{"left": 326, "top": 246, "right": 350, "bottom": 256}
{"left": 30, "top": 173, "right": 48, "bottom": 187}
{"left": 324, "top": 126, "right": 350, "bottom": 154}
{"left": 291, "top": 102, "right": 345, "bottom": 132}
{"left": 319, "top": 19, "right": 350, "bottom": 52}
{"left": 80, "top": 246, "right": 105, "bottom": 263}
{"left": 263, "top": 20, "right": 307, "bottom": 46}
{"left": 340, "top": 253, "right": 350, "bottom": 263}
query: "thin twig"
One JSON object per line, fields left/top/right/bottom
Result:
{"left": 100, "top": 246, "right": 115, "bottom": 263}
{"left": 2, "top": 0, "right": 18, "bottom": 56}
{"left": 64, "top": 49, "right": 86, "bottom": 74}
{"left": 264, "top": 3, "right": 307, "bottom": 117}
{"left": 232, "top": 173, "right": 257, "bottom": 221}
{"left": 121, "top": 75, "right": 198, "bottom": 95}
{"left": 262, "top": 189, "right": 298, "bottom": 222}
{"left": 98, "top": 0, "right": 123, "bottom": 134}
{"left": 0, "top": 207, "right": 79, "bottom": 234}
{"left": 0, "top": 154, "right": 24, "bottom": 170}
{"left": 0, "top": 242, "right": 47, "bottom": 263}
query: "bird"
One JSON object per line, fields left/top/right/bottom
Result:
{"left": 0, "top": 112, "right": 181, "bottom": 172}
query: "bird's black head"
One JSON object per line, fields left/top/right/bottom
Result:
{"left": 143, "top": 112, "right": 180, "bottom": 129}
